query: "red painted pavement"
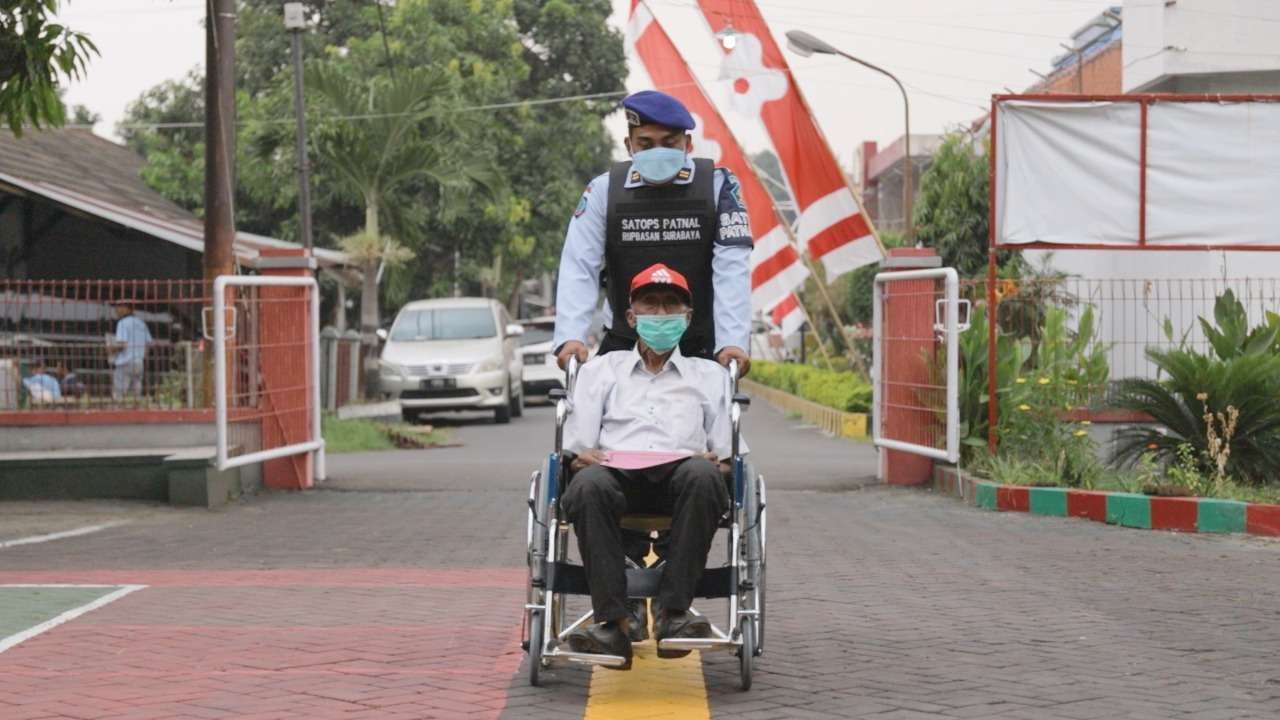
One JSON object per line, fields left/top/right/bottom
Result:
{"left": 1150, "top": 497, "right": 1199, "bottom": 533}
{"left": 0, "top": 568, "right": 526, "bottom": 720}
{"left": 1067, "top": 490, "right": 1108, "bottom": 522}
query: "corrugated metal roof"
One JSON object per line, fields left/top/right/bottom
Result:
{"left": 0, "top": 128, "right": 349, "bottom": 269}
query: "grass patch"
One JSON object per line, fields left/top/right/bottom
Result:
{"left": 323, "top": 416, "right": 396, "bottom": 453}
{"left": 322, "top": 416, "right": 454, "bottom": 454}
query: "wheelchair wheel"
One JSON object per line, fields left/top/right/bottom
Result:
{"left": 737, "top": 616, "right": 754, "bottom": 690}
{"left": 528, "top": 608, "right": 545, "bottom": 686}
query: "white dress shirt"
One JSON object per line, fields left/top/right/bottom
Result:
{"left": 552, "top": 157, "right": 753, "bottom": 355}
{"left": 564, "top": 346, "right": 746, "bottom": 461}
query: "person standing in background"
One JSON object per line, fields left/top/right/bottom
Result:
{"left": 108, "top": 300, "right": 151, "bottom": 400}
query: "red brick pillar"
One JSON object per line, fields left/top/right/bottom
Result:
{"left": 258, "top": 249, "right": 315, "bottom": 490}
{"left": 880, "top": 248, "right": 940, "bottom": 486}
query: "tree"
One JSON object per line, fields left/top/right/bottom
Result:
{"left": 0, "top": 0, "right": 97, "bottom": 134}
{"left": 306, "top": 60, "right": 490, "bottom": 343}
{"left": 118, "top": 0, "right": 625, "bottom": 322}
{"left": 912, "top": 132, "right": 990, "bottom": 278}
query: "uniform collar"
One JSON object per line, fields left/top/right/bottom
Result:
{"left": 623, "top": 156, "right": 697, "bottom": 189}
{"left": 628, "top": 343, "right": 690, "bottom": 376}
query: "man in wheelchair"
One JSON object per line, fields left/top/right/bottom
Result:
{"left": 560, "top": 263, "right": 743, "bottom": 667}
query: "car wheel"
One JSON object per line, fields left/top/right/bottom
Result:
{"left": 511, "top": 379, "right": 524, "bottom": 418}
{"left": 401, "top": 408, "right": 418, "bottom": 424}
{"left": 495, "top": 388, "right": 512, "bottom": 424}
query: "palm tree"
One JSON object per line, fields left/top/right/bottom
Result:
{"left": 306, "top": 62, "right": 488, "bottom": 346}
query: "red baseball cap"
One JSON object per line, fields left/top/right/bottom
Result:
{"left": 629, "top": 263, "right": 692, "bottom": 303}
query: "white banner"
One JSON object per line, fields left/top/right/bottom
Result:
{"left": 995, "top": 98, "right": 1280, "bottom": 248}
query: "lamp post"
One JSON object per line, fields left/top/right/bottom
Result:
{"left": 284, "top": 2, "right": 313, "bottom": 253}
{"left": 786, "top": 30, "right": 913, "bottom": 242}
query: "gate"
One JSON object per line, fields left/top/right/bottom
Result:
{"left": 212, "top": 275, "right": 325, "bottom": 487}
{"left": 871, "top": 267, "right": 963, "bottom": 466}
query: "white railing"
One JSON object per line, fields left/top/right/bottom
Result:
{"left": 213, "top": 275, "right": 325, "bottom": 481}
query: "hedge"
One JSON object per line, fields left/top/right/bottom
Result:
{"left": 749, "top": 361, "right": 871, "bottom": 413}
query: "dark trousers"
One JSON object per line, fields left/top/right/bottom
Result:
{"left": 561, "top": 457, "right": 729, "bottom": 624}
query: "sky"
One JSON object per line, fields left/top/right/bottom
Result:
{"left": 55, "top": 0, "right": 1120, "bottom": 175}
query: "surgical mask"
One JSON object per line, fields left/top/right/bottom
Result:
{"left": 635, "top": 314, "right": 688, "bottom": 352}
{"left": 631, "top": 147, "right": 686, "bottom": 184}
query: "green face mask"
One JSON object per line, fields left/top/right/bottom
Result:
{"left": 635, "top": 314, "right": 688, "bottom": 352}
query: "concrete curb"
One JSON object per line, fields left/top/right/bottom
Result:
{"left": 933, "top": 465, "right": 1280, "bottom": 538}
{"left": 739, "top": 378, "right": 868, "bottom": 439}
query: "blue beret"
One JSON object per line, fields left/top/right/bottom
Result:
{"left": 621, "top": 90, "right": 696, "bottom": 131}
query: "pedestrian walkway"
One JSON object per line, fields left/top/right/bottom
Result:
{"left": 0, "top": 404, "right": 1277, "bottom": 718}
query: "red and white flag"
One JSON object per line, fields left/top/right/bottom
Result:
{"left": 769, "top": 293, "right": 806, "bottom": 339}
{"left": 627, "top": 0, "right": 808, "bottom": 314}
{"left": 694, "top": 0, "right": 884, "bottom": 280}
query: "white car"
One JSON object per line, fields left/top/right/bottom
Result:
{"left": 518, "top": 316, "right": 562, "bottom": 403}
{"left": 378, "top": 298, "right": 525, "bottom": 424}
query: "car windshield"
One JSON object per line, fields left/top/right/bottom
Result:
{"left": 390, "top": 308, "right": 495, "bottom": 341}
{"left": 518, "top": 326, "right": 554, "bottom": 347}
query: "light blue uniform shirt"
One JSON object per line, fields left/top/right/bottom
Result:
{"left": 553, "top": 157, "right": 753, "bottom": 354}
{"left": 113, "top": 314, "right": 152, "bottom": 367}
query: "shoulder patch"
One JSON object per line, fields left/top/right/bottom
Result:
{"left": 629, "top": 170, "right": 642, "bottom": 185}
{"left": 676, "top": 167, "right": 692, "bottom": 181}
{"left": 720, "top": 170, "right": 745, "bottom": 212}
{"left": 573, "top": 183, "right": 592, "bottom": 218}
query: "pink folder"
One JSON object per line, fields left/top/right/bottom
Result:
{"left": 600, "top": 450, "right": 692, "bottom": 470}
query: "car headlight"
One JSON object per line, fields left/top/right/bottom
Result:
{"left": 474, "top": 358, "right": 502, "bottom": 373}
{"left": 380, "top": 361, "right": 404, "bottom": 377}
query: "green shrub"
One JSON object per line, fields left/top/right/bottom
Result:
{"left": 750, "top": 361, "right": 871, "bottom": 413}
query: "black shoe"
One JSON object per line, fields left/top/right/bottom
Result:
{"left": 565, "top": 621, "right": 633, "bottom": 670}
{"left": 626, "top": 600, "right": 649, "bottom": 642}
{"left": 654, "top": 609, "right": 712, "bottom": 659}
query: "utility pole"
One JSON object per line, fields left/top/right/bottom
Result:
{"left": 203, "top": 0, "right": 236, "bottom": 405}
{"left": 284, "top": 3, "right": 313, "bottom": 253}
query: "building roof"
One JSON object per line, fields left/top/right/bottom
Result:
{"left": 864, "top": 134, "right": 945, "bottom": 184}
{"left": 0, "top": 128, "right": 349, "bottom": 270}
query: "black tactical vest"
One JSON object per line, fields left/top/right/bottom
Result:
{"left": 604, "top": 158, "right": 717, "bottom": 358}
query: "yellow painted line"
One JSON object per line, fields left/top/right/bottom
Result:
{"left": 583, "top": 549, "right": 710, "bottom": 720}
{"left": 583, "top": 643, "right": 709, "bottom": 720}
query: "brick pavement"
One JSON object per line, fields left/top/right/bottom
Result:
{"left": 0, "top": 403, "right": 1277, "bottom": 719}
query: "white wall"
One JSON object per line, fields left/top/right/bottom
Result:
{"left": 1124, "top": 0, "right": 1280, "bottom": 92}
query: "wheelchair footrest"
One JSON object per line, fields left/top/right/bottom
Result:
{"left": 549, "top": 563, "right": 734, "bottom": 599}
{"left": 658, "top": 637, "right": 738, "bottom": 652}
{"left": 546, "top": 647, "right": 629, "bottom": 668}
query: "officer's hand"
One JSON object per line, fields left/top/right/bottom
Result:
{"left": 571, "top": 448, "right": 608, "bottom": 472}
{"left": 716, "top": 346, "right": 751, "bottom": 377}
{"left": 556, "top": 341, "right": 589, "bottom": 370}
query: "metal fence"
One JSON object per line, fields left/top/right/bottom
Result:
{"left": 963, "top": 276, "right": 1280, "bottom": 385}
{"left": 0, "top": 279, "right": 208, "bottom": 410}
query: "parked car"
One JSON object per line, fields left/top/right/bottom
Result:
{"left": 518, "top": 316, "right": 561, "bottom": 403}
{"left": 378, "top": 298, "right": 524, "bottom": 424}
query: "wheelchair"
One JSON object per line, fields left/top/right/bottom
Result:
{"left": 522, "top": 356, "right": 767, "bottom": 690}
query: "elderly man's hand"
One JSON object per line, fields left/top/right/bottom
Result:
{"left": 716, "top": 346, "right": 750, "bottom": 377}
{"left": 570, "top": 448, "right": 608, "bottom": 473}
{"left": 556, "top": 340, "right": 589, "bottom": 370}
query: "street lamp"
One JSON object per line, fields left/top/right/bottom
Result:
{"left": 786, "top": 30, "right": 913, "bottom": 242}
{"left": 284, "top": 2, "right": 314, "bottom": 254}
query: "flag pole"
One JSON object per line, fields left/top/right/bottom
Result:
{"left": 792, "top": 295, "right": 835, "bottom": 370}
{"left": 748, "top": 156, "right": 861, "bottom": 370}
